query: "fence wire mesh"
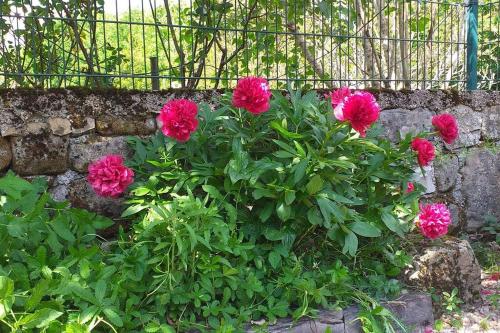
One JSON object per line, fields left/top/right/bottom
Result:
{"left": 0, "top": 0, "right": 498, "bottom": 90}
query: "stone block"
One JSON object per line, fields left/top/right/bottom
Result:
{"left": 379, "top": 108, "right": 434, "bottom": 142}
{"left": 11, "top": 134, "right": 68, "bottom": 176}
{"left": 96, "top": 116, "right": 156, "bottom": 136}
{"left": 461, "top": 148, "right": 500, "bottom": 231}
{"left": 48, "top": 117, "right": 72, "bottom": 136}
{"left": 0, "top": 137, "right": 12, "bottom": 171}
{"left": 482, "top": 105, "right": 500, "bottom": 141}
{"left": 69, "top": 135, "right": 132, "bottom": 173}
{"left": 434, "top": 155, "right": 459, "bottom": 192}
{"left": 442, "top": 105, "right": 482, "bottom": 150}
{"left": 412, "top": 165, "right": 436, "bottom": 194}
{"left": 71, "top": 117, "right": 96, "bottom": 135}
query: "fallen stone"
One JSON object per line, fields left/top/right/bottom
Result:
{"left": 481, "top": 105, "right": 500, "bottom": 141}
{"left": 442, "top": 105, "right": 482, "bottom": 150}
{"left": 434, "top": 155, "right": 459, "bottom": 192}
{"left": 247, "top": 311, "right": 344, "bottom": 333}
{"left": 11, "top": 134, "right": 69, "bottom": 176}
{"left": 244, "top": 292, "right": 433, "bottom": 333}
{"left": 343, "top": 306, "right": 361, "bottom": 333}
{"left": 48, "top": 117, "right": 72, "bottom": 136}
{"left": 69, "top": 135, "right": 132, "bottom": 173}
{"left": 405, "top": 238, "right": 481, "bottom": 305}
{"left": 379, "top": 108, "right": 434, "bottom": 142}
{"left": 67, "top": 177, "right": 123, "bottom": 217}
{"left": 0, "top": 137, "right": 12, "bottom": 171}
{"left": 383, "top": 292, "right": 434, "bottom": 333}
{"left": 461, "top": 148, "right": 500, "bottom": 231}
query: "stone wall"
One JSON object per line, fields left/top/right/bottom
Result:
{"left": 0, "top": 89, "right": 498, "bottom": 231}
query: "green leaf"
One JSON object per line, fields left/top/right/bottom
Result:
{"left": 0, "top": 171, "right": 34, "bottom": 200}
{"left": 306, "top": 175, "right": 324, "bottom": 195}
{"left": 329, "top": 159, "right": 357, "bottom": 169}
{"left": 72, "top": 284, "right": 98, "bottom": 304}
{"left": 202, "top": 185, "right": 223, "bottom": 199}
{"left": 264, "top": 228, "right": 284, "bottom": 241}
{"left": 350, "top": 221, "right": 381, "bottom": 237}
{"left": 276, "top": 202, "right": 291, "bottom": 221}
{"left": 19, "top": 308, "right": 63, "bottom": 329}
{"left": 307, "top": 207, "right": 323, "bottom": 225}
{"left": 103, "top": 308, "right": 123, "bottom": 327}
{"left": 381, "top": 210, "right": 404, "bottom": 237}
{"left": 274, "top": 150, "right": 295, "bottom": 159}
{"left": 259, "top": 204, "right": 274, "bottom": 222}
{"left": 95, "top": 280, "right": 107, "bottom": 303}
{"left": 132, "top": 187, "right": 150, "bottom": 196}
{"left": 121, "top": 204, "right": 147, "bottom": 217}
{"left": 270, "top": 121, "right": 304, "bottom": 139}
{"left": 268, "top": 251, "right": 281, "bottom": 269}
{"left": 51, "top": 215, "right": 75, "bottom": 243}
{"left": 0, "top": 276, "right": 14, "bottom": 299}
{"left": 284, "top": 191, "right": 296, "bottom": 205}
{"left": 293, "top": 159, "right": 308, "bottom": 184}
{"left": 65, "top": 322, "right": 90, "bottom": 333}
{"left": 342, "top": 231, "right": 358, "bottom": 256}
{"left": 26, "top": 279, "right": 50, "bottom": 311}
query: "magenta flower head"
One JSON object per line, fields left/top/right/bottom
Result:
{"left": 432, "top": 113, "right": 458, "bottom": 144}
{"left": 326, "top": 87, "right": 352, "bottom": 121}
{"left": 87, "top": 155, "right": 134, "bottom": 198}
{"left": 158, "top": 99, "right": 199, "bottom": 142}
{"left": 232, "top": 76, "right": 272, "bottom": 115}
{"left": 416, "top": 203, "right": 451, "bottom": 239}
{"left": 341, "top": 91, "right": 380, "bottom": 137}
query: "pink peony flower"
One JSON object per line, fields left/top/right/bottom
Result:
{"left": 87, "top": 155, "right": 134, "bottom": 198}
{"left": 326, "top": 87, "right": 352, "bottom": 121}
{"left": 416, "top": 203, "right": 451, "bottom": 239}
{"left": 424, "top": 327, "right": 434, "bottom": 333}
{"left": 406, "top": 182, "right": 415, "bottom": 193}
{"left": 341, "top": 91, "right": 380, "bottom": 137}
{"left": 158, "top": 99, "right": 199, "bottom": 142}
{"left": 432, "top": 113, "right": 458, "bottom": 144}
{"left": 411, "top": 138, "right": 435, "bottom": 167}
{"left": 232, "top": 77, "right": 271, "bottom": 114}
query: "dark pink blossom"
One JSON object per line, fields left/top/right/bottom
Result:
{"left": 87, "top": 155, "right": 134, "bottom": 198}
{"left": 232, "top": 77, "right": 271, "bottom": 114}
{"left": 158, "top": 99, "right": 199, "bottom": 142}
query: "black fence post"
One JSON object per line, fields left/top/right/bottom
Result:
{"left": 150, "top": 56, "right": 160, "bottom": 91}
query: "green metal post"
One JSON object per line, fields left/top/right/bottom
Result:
{"left": 466, "top": 0, "right": 478, "bottom": 90}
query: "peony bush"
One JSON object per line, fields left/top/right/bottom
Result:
{"left": 0, "top": 81, "right": 459, "bottom": 332}
{"left": 116, "top": 81, "right": 457, "bottom": 330}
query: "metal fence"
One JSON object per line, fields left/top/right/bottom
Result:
{"left": 0, "top": 0, "right": 498, "bottom": 90}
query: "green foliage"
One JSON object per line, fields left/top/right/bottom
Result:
{"left": 1, "top": 90, "right": 421, "bottom": 331}
{"left": 122, "top": 89, "right": 418, "bottom": 330}
{"left": 442, "top": 288, "right": 463, "bottom": 314}
{"left": 0, "top": 172, "right": 119, "bottom": 332}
